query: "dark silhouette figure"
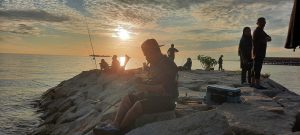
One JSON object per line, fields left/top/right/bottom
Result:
{"left": 99, "top": 59, "right": 109, "bottom": 71}
{"left": 111, "top": 55, "right": 120, "bottom": 73}
{"left": 239, "top": 27, "right": 253, "bottom": 85}
{"left": 218, "top": 55, "right": 223, "bottom": 71}
{"left": 253, "top": 17, "right": 271, "bottom": 89}
{"left": 285, "top": 0, "right": 300, "bottom": 50}
{"left": 167, "top": 44, "right": 179, "bottom": 61}
{"left": 182, "top": 58, "right": 192, "bottom": 71}
{"left": 94, "top": 39, "right": 178, "bottom": 134}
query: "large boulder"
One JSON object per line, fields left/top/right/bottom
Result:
{"left": 135, "top": 111, "right": 176, "bottom": 127}
{"left": 127, "top": 110, "right": 230, "bottom": 135}
{"left": 215, "top": 87, "right": 300, "bottom": 135}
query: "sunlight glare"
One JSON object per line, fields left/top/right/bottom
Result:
{"left": 120, "top": 56, "right": 126, "bottom": 66}
{"left": 116, "top": 26, "right": 130, "bottom": 40}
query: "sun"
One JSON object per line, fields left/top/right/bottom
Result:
{"left": 116, "top": 26, "right": 130, "bottom": 40}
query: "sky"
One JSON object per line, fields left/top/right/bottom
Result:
{"left": 0, "top": 0, "right": 299, "bottom": 60}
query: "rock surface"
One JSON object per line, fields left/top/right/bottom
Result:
{"left": 127, "top": 110, "right": 230, "bottom": 135}
{"left": 33, "top": 69, "right": 300, "bottom": 135}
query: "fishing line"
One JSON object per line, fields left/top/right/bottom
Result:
{"left": 84, "top": 16, "right": 98, "bottom": 69}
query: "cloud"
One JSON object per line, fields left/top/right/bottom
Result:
{"left": 190, "top": 0, "right": 292, "bottom": 30}
{"left": 199, "top": 40, "right": 238, "bottom": 50}
{"left": 64, "top": 0, "right": 91, "bottom": 16}
{"left": 18, "top": 24, "right": 34, "bottom": 31}
{"left": 184, "top": 29, "right": 240, "bottom": 34}
{"left": 0, "top": 0, "right": 295, "bottom": 55}
{"left": 0, "top": 0, "right": 3, "bottom": 7}
{"left": 0, "top": 22, "right": 41, "bottom": 35}
{"left": 112, "top": 0, "right": 208, "bottom": 10}
{"left": 0, "top": 10, "right": 70, "bottom": 22}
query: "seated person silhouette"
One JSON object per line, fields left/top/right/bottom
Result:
{"left": 99, "top": 59, "right": 109, "bottom": 71}
{"left": 111, "top": 55, "right": 120, "bottom": 73}
{"left": 178, "top": 58, "right": 192, "bottom": 71}
{"left": 94, "top": 39, "right": 178, "bottom": 134}
{"left": 182, "top": 58, "right": 192, "bottom": 71}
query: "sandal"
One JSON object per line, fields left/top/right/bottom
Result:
{"left": 93, "top": 123, "right": 120, "bottom": 135}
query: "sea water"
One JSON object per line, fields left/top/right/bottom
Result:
{"left": 0, "top": 53, "right": 299, "bottom": 134}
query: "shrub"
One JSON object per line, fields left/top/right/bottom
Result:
{"left": 261, "top": 73, "right": 271, "bottom": 78}
{"left": 197, "top": 55, "right": 217, "bottom": 70}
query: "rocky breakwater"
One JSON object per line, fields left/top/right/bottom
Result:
{"left": 33, "top": 69, "right": 139, "bottom": 135}
{"left": 33, "top": 69, "right": 300, "bottom": 135}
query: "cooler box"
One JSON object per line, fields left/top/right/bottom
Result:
{"left": 205, "top": 85, "right": 241, "bottom": 105}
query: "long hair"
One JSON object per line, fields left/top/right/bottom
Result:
{"left": 242, "top": 27, "right": 252, "bottom": 38}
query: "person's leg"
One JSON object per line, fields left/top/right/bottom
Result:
{"left": 247, "top": 69, "right": 252, "bottom": 84}
{"left": 248, "top": 61, "right": 253, "bottom": 84}
{"left": 253, "top": 58, "right": 259, "bottom": 84}
{"left": 255, "top": 58, "right": 263, "bottom": 85}
{"left": 253, "top": 58, "right": 266, "bottom": 89}
{"left": 120, "top": 101, "right": 143, "bottom": 129}
{"left": 241, "top": 68, "right": 246, "bottom": 84}
{"left": 250, "top": 69, "right": 255, "bottom": 86}
{"left": 169, "top": 56, "right": 175, "bottom": 61}
{"left": 113, "top": 95, "right": 135, "bottom": 128}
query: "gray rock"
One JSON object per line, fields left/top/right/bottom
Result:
{"left": 216, "top": 92, "right": 297, "bottom": 134}
{"left": 127, "top": 110, "right": 230, "bottom": 135}
{"left": 135, "top": 111, "right": 176, "bottom": 127}
{"left": 34, "top": 70, "right": 300, "bottom": 135}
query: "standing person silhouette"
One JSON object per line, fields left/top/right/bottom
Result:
{"left": 239, "top": 27, "right": 253, "bottom": 85}
{"left": 252, "top": 17, "right": 272, "bottom": 89}
{"left": 167, "top": 44, "right": 179, "bottom": 61}
{"left": 218, "top": 55, "right": 223, "bottom": 71}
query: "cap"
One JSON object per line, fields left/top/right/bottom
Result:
{"left": 141, "top": 39, "right": 161, "bottom": 55}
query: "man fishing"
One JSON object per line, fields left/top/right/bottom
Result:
{"left": 94, "top": 39, "right": 178, "bottom": 134}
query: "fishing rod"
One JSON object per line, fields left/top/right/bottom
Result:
{"left": 84, "top": 16, "right": 97, "bottom": 69}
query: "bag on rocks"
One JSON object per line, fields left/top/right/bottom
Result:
{"left": 205, "top": 85, "right": 241, "bottom": 105}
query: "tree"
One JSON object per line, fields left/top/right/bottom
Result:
{"left": 197, "top": 55, "right": 217, "bottom": 70}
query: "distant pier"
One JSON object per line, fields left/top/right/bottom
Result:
{"left": 263, "top": 57, "right": 300, "bottom": 66}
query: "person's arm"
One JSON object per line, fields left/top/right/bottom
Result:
{"left": 266, "top": 33, "right": 272, "bottom": 42}
{"left": 175, "top": 48, "right": 179, "bottom": 52}
{"left": 167, "top": 48, "right": 171, "bottom": 53}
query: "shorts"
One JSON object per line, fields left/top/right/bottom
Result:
{"left": 128, "top": 93, "right": 176, "bottom": 114}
